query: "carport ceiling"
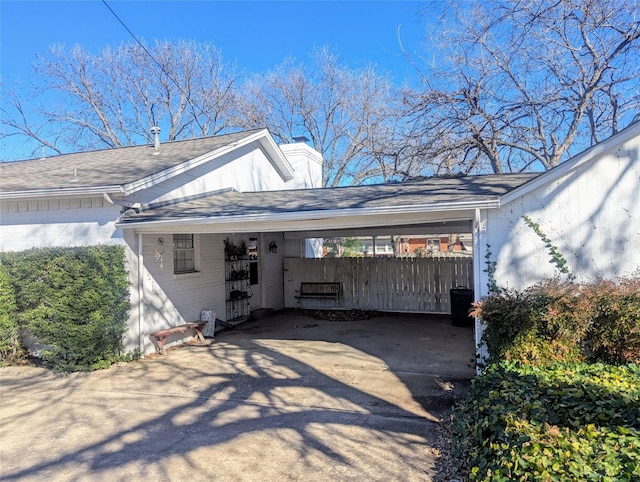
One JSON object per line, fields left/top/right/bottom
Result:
{"left": 283, "top": 221, "right": 474, "bottom": 239}
{"left": 118, "top": 173, "right": 538, "bottom": 234}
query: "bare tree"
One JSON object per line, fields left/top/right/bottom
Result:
{"left": 239, "top": 48, "right": 402, "bottom": 186}
{"left": 403, "top": 0, "right": 640, "bottom": 173}
{"left": 1, "top": 40, "right": 242, "bottom": 158}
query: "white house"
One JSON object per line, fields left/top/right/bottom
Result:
{"left": 1, "top": 123, "right": 639, "bottom": 356}
{"left": 0, "top": 129, "right": 323, "bottom": 353}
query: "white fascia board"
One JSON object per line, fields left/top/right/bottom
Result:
{"left": 117, "top": 198, "right": 499, "bottom": 230}
{"left": 122, "top": 129, "right": 294, "bottom": 195}
{"left": 501, "top": 121, "right": 640, "bottom": 205}
{"left": 0, "top": 185, "right": 124, "bottom": 200}
{"left": 129, "top": 212, "right": 477, "bottom": 235}
{"left": 257, "top": 133, "right": 295, "bottom": 181}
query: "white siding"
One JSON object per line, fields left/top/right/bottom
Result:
{"left": 130, "top": 231, "right": 288, "bottom": 355}
{"left": 260, "top": 233, "right": 285, "bottom": 311}
{"left": 0, "top": 197, "right": 123, "bottom": 251}
{"left": 135, "top": 232, "right": 226, "bottom": 354}
{"left": 486, "top": 134, "right": 640, "bottom": 291}
{"left": 127, "top": 142, "right": 322, "bottom": 207}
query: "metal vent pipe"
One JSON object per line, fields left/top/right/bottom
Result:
{"left": 150, "top": 126, "right": 161, "bottom": 152}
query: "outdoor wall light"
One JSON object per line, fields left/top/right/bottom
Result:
{"left": 269, "top": 241, "right": 278, "bottom": 254}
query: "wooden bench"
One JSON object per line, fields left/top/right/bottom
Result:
{"left": 296, "top": 282, "right": 341, "bottom": 300}
{"left": 150, "top": 322, "right": 207, "bottom": 355}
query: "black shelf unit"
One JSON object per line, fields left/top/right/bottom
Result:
{"left": 225, "top": 256, "right": 251, "bottom": 323}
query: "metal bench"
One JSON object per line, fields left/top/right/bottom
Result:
{"left": 150, "top": 322, "right": 206, "bottom": 355}
{"left": 296, "top": 282, "right": 341, "bottom": 300}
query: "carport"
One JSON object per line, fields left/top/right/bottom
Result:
{"left": 117, "top": 173, "right": 536, "bottom": 355}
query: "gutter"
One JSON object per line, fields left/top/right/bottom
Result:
{"left": 0, "top": 185, "right": 125, "bottom": 200}
{"left": 116, "top": 198, "right": 501, "bottom": 229}
{"left": 103, "top": 193, "right": 141, "bottom": 213}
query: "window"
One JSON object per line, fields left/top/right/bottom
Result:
{"left": 173, "top": 234, "right": 195, "bottom": 274}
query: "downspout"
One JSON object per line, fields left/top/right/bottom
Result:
{"left": 103, "top": 192, "right": 141, "bottom": 213}
{"left": 138, "top": 233, "right": 145, "bottom": 354}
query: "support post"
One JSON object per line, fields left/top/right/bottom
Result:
{"left": 138, "top": 232, "right": 144, "bottom": 354}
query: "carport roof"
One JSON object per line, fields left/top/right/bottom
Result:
{"left": 118, "top": 173, "right": 539, "bottom": 227}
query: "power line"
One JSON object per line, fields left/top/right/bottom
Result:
{"left": 100, "top": 0, "right": 206, "bottom": 126}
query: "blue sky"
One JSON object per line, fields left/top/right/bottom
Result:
{"left": 1, "top": 1, "right": 427, "bottom": 86}
{"left": 1, "top": 1, "right": 429, "bottom": 160}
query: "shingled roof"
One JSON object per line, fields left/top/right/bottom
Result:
{"left": 119, "top": 173, "right": 539, "bottom": 226}
{"left": 0, "top": 129, "right": 264, "bottom": 194}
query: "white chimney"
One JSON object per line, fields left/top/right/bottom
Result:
{"left": 150, "top": 126, "right": 161, "bottom": 153}
{"left": 279, "top": 141, "right": 323, "bottom": 189}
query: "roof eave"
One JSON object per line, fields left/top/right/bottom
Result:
{"left": 257, "top": 132, "right": 295, "bottom": 181}
{"left": 116, "top": 198, "right": 500, "bottom": 229}
{"left": 0, "top": 185, "right": 125, "bottom": 200}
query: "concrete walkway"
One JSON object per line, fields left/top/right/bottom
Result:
{"left": 0, "top": 312, "right": 474, "bottom": 481}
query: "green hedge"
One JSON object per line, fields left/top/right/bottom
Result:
{"left": 0, "top": 246, "right": 131, "bottom": 371}
{"left": 472, "top": 276, "right": 640, "bottom": 366}
{"left": 0, "top": 262, "right": 22, "bottom": 363}
{"left": 450, "top": 361, "right": 640, "bottom": 481}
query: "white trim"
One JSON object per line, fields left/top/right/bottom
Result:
{"left": 257, "top": 133, "right": 296, "bottom": 181}
{"left": 122, "top": 129, "right": 295, "bottom": 195}
{"left": 117, "top": 199, "right": 500, "bottom": 229}
{"left": 137, "top": 233, "right": 144, "bottom": 354}
{"left": 130, "top": 212, "right": 478, "bottom": 235}
{"left": 472, "top": 208, "right": 489, "bottom": 372}
{"left": 172, "top": 271, "right": 202, "bottom": 280}
{"left": 500, "top": 121, "right": 640, "bottom": 205}
{"left": 0, "top": 185, "right": 124, "bottom": 200}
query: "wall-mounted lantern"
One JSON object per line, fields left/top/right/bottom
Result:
{"left": 269, "top": 241, "right": 278, "bottom": 254}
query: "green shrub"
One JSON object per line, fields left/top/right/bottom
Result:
{"left": 472, "top": 286, "right": 533, "bottom": 360}
{"left": 0, "top": 262, "right": 23, "bottom": 364}
{"left": 1, "top": 246, "right": 131, "bottom": 371}
{"left": 457, "top": 276, "right": 640, "bottom": 480}
{"left": 581, "top": 277, "right": 640, "bottom": 365}
{"left": 473, "top": 276, "right": 640, "bottom": 365}
{"left": 450, "top": 361, "right": 640, "bottom": 481}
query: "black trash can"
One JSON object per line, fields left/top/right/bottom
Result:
{"left": 450, "top": 286, "right": 474, "bottom": 327}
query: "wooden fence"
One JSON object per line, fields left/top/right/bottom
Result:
{"left": 284, "top": 256, "right": 473, "bottom": 313}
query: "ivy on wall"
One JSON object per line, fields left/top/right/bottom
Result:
{"left": 522, "top": 215, "right": 573, "bottom": 278}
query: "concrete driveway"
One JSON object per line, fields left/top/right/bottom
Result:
{"left": 0, "top": 311, "right": 474, "bottom": 481}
